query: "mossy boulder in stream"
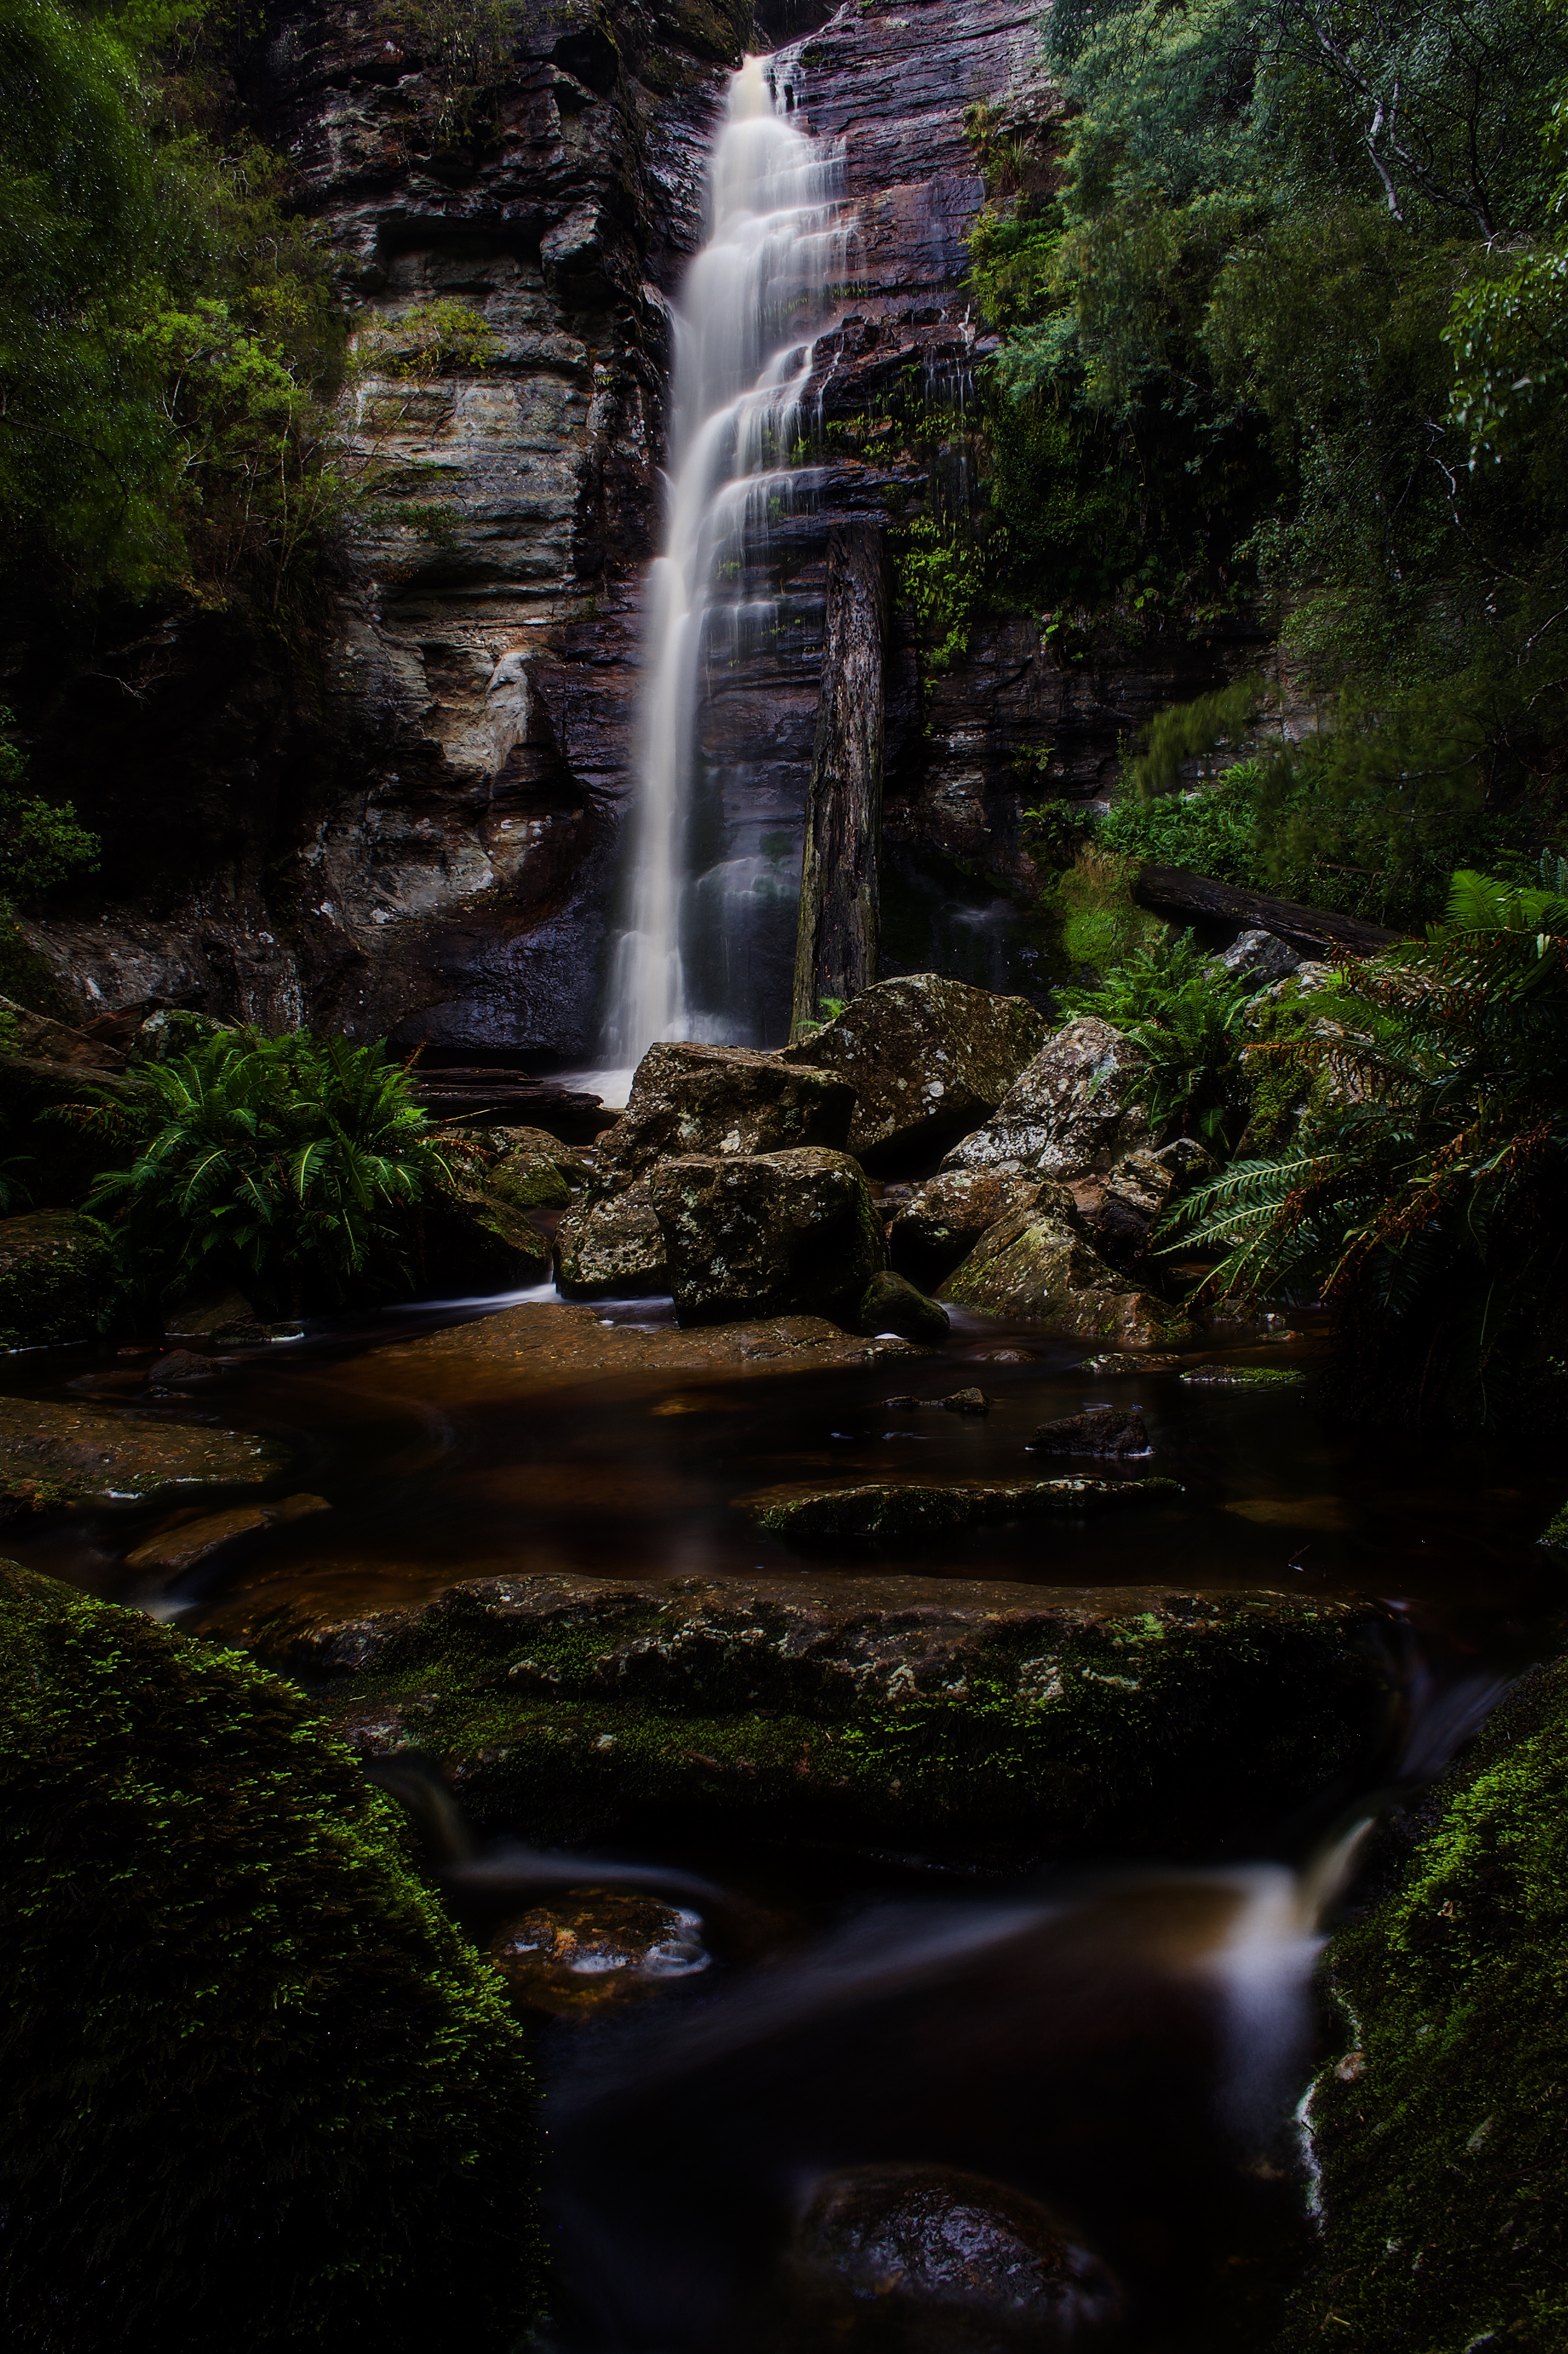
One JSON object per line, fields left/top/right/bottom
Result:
{"left": 0, "top": 1563, "right": 540, "bottom": 2352}
{"left": 240, "top": 1570, "right": 1393, "bottom": 1858}
{"left": 0, "top": 1208, "right": 116, "bottom": 1346}
{"left": 1283, "top": 1655, "right": 1568, "bottom": 2353}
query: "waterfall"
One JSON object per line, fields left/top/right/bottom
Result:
{"left": 601, "top": 55, "right": 850, "bottom": 1067}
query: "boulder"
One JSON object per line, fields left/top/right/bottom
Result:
{"left": 857, "top": 1269, "right": 949, "bottom": 1343}
{"left": 1028, "top": 1407, "right": 1150, "bottom": 1459}
{"left": 0, "top": 1562, "right": 539, "bottom": 2349}
{"left": 941, "top": 1018, "right": 1151, "bottom": 1181}
{"left": 0, "top": 1209, "right": 117, "bottom": 1348}
{"left": 597, "top": 1042, "right": 856, "bottom": 1190}
{"left": 1070, "top": 1138, "right": 1212, "bottom": 1272}
{"left": 739, "top": 1475, "right": 1180, "bottom": 1544}
{"left": 554, "top": 1176, "right": 667, "bottom": 1298}
{"left": 941, "top": 1198, "right": 1197, "bottom": 1348}
{"left": 164, "top": 1288, "right": 269, "bottom": 1342}
{"left": 488, "top": 1891, "right": 708, "bottom": 2016}
{"left": 779, "top": 2163, "right": 1125, "bottom": 2351}
{"left": 0, "top": 1395, "right": 288, "bottom": 1514}
{"left": 1215, "top": 927, "right": 1302, "bottom": 988}
{"left": 781, "top": 975, "right": 1047, "bottom": 1172}
{"left": 125, "top": 1493, "right": 330, "bottom": 1579}
{"left": 420, "top": 1185, "right": 551, "bottom": 1294}
{"left": 650, "top": 1147, "right": 884, "bottom": 1327}
{"left": 888, "top": 1166, "right": 1046, "bottom": 1285}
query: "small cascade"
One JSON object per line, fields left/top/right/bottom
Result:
{"left": 601, "top": 55, "right": 851, "bottom": 1066}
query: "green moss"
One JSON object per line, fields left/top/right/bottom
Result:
{"left": 320, "top": 1590, "right": 1385, "bottom": 1855}
{"left": 485, "top": 1155, "right": 571, "bottom": 1214}
{"left": 0, "top": 1564, "right": 541, "bottom": 2352}
{"left": 0, "top": 1208, "right": 117, "bottom": 1345}
{"left": 1283, "top": 1656, "right": 1568, "bottom": 2353}
{"left": 1181, "top": 1365, "right": 1308, "bottom": 1387}
{"left": 1538, "top": 1499, "right": 1568, "bottom": 1554}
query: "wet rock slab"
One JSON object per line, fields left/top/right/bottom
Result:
{"left": 233, "top": 1565, "right": 1393, "bottom": 1858}
{"left": 736, "top": 1476, "right": 1181, "bottom": 1547}
{"left": 0, "top": 1396, "right": 289, "bottom": 1511}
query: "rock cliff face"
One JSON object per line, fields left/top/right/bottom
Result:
{"left": 16, "top": 0, "right": 1244, "bottom": 1054}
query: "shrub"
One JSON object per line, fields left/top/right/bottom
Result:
{"left": 1059, "top": 928, "right": 1251, "bottom": 1144}
{"left": 1043, "top": 843, "right": 1166, "bottom": 972}
{"left": 0, "top": 1561, "right": 540, "bottom": 2350}
{"left": 59, "top": 1027, "right": 462, "bottom": 1315}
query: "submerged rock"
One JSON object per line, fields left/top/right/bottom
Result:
{"left": 779, "top": 2162, "right": 1125, "bottom": 2350}
{"left": 781, "top": 975, "right": 1047, "bottom": 1172}
{"left": 234, "top": 1566, "right": 1392, "bottom": 1857}
{"left": 0, "top": 1394, "right": 287, "bottom": 1513}
{"left": 0, "top": 1209, "right": 117, "bottom": 1348}
{"left": 651, "top": 1147, "right": 884, "bottom": 1327}
{"left": 888, "top": 1167, "right": 1046, "bottom": 1285}
{"left": 124, "top": 1492, "right": 330, "bottom": 1579}
{"left": 598, "top": 1042, "right": 857, "bottom": 1189}
{"left": 488, "top": 1891, "right": 709, "bottom": 2015}
{"left": 1078, "top": 1352, "right": 1183, "bottom": 1377}
{"left": 0, "top": 1562, "right": 540, "bottom": 2347}
{"left": 554, "top": 1176, "right": 667, "bottom": 1298}
{"left": 859, "top": 1270, "right": 950, "bottom": 1343}
{"left": 1028, "top": 1408, "right": 1150, "bottom": 1459}
{"left": 1180, "top": 1365, "right": 1308, "bottom": 1388}
{"left": 941, "top": 1018, "right": 1150, "bottom": 1182}
{"left": 738, "top": 1476, "right": 1180, "bottom": 1545}
{"left": 941, "top": 1198, "right": 1196, "bottom": 1348}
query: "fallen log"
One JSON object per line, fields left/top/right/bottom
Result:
{"left": 1132, "top": 864, "right": 1401, "bottom": 957}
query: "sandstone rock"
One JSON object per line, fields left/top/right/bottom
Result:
{"left": 1073, "top": 1138, "right": 1212, "bottom": 1271}
{"left": 781, "top": 974, "right": 1047, "bottom": 1172}
{"left": 942, "top": 1018, "right": 1151, "bottom": 1181}
{"left": 600, "top": 1042, "right": 856, "bottom": 1188}
{"left": 650, "top": 1147, "right": 884, "bottom": 1327}
{"left": 1079, "top": 1351, "right": 1183, "bottom": 1376}
{"left": 148, "top": 1349, "right": 221, "bottom": 1387}
{"left": 164, "top": 1288, "right": 268, "bottom": 1342}
{"left": 0, "top": 1396, "right": 287, "bottom": 1511}
{"left": 941, "top": 1200, "right": 1197, "bottom": 1348}
{"left": 1216, "top": 927, "right": 1302, "bottom": 987}
{"left": 888, "top": 1165, "right": 1045, "bottom": 1284}
{"left": 420, "top": 1186, "right": 551, "bottom": 1295}
{"left": 0, "top": 1210, "right": 117, "bottom": 1348}
{"left": 554, "top": 1176, "right": 667, "bottom": 1297}
{"left": 942, "top": 1387, "right": 990, "bottom": 1415}
{"left": 858, "top": 1270, "right": 949, "bottom": 1343}
{"left": 739, "top": 1476, "right": 1180, "bottom": 1545}
{"left": 1028, "top": 1408, "right": 1150, "bottom": 1459}
{"left": 125, "top": 1492, "right": 331, "bottom": 1579}
{"left": 779, "top": 2163, "right": 1125, "bottom": 2351}
{"left": 488, "top": 1891, "right": 708, "bottom": 2015}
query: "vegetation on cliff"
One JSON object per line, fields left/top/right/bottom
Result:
{"left": 968, "top": 0, "right": 1568, "bottom": 927}
{"left": 0, "top": 1561, "right": 540, "bottom": 2351}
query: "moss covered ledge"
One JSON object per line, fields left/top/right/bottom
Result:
{"left": 237, "top": 1570, "right": 1396, "bottom": 1856}
{"left": 0, "top": 1563, "right": 540, "bottom": 2353}
{"left": 1283, "top": 1654, "right": 1568, "bottom": 2353}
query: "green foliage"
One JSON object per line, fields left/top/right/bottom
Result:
{"left": 1283, "top": 1654, "right": 1568, "bottom": 2352}
{"left": 1165, "top": 883, "right": 1568, "bottom": 1425}
{"left": 1098, "top": 758, "right": 1265, "bottom": 883}
{"left": 59, "top": 1027, "right": 461, "bottom": 1315}
{"left": 1128, "top": 676, "right": 1263, "bottom": 800}
{"left": 895, "top": 511, "right": 986, "bottom": 671}
{"left": 0, "top": 1208, "right": 116, "bottom": 1344}
{"left": 1043, "top": 842, "right": 1168, "bottom": 971}
{"left": 1060, "top": 929, "right": 1251, "bottom": 1141}
{"left": 354, "top": 296, "right": 499, "bottom": 379}
{"left": 0, "top": 1560, "right": 541, "bottom": 2350}
{"left": 0, "top": 708, "right": 98, "bottom": 901}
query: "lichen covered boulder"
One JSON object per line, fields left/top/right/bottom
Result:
{"left": 942, "top": 1018, "right": 1151, "bottom": 1181}
{"left": 420, "top": 1183, "right": 551, "bottom": 1292}
{"left": 598, "top": 1041, "right": 856, "bottom": 1188}
{"left": 888, "top": 1166, "right": 1047, "bottom": 1285}
{"left": 1285, "top": 1654, "right": 1568, "bottom": 2354}
{"left": 941, "top": 1196, "right": 1197, "bottom": 1347}
{"left": 0, "top": 1563, "right": 540, "bottom": 2352}
{"left": 781, "top": 975, "right": 1047, "bottom": 1172}
{"left": 0, "top": 1208, "right": 116, "bottom": 1347}
{"left": 856, "top": 1268, "right": 950, "bottom": 1342}
{"left": 554, "top": 1175, "right": 667, "bottom": 1298}
{"left": 248, "top": 1569, "right": 1391, "bottom": 1858}
{"left": 0, "top": 1393, "right": 288, "bottom": 1515}
{"left": 650, "top": 1146, "right": 884, "bottom": 1326}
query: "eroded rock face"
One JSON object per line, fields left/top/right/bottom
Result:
{"left": 941, "top": 1198, "right": 1196, "bottom": 1348}
{"left": 650, "top": 1146, "right": 884, "bottom": 1325}
{"left": 600, "top": 1042, "right": 858, "bottom": 1188}
{"left": 888, "top": 1166, "right": 1046, "bottom": 1285}
{"left": 781, "top": 975, "right": 1045, "bottom": 1171}
{"left": 779, "top": 2163, "right": 1125, "bottom": 2352}
{"left": 942, "top": 1020, "right": 1151, "bottom": 1182}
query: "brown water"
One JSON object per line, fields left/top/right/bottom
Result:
{"left": 5, "top": 1287, "right": 1562, "bottom": 2352}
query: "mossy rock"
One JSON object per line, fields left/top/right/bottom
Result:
{"left": 1180, "top": 1364, "right": 1308, "bottom": 1388}
{"left": 271, "top": 1572, "right": 1392, "bottom": 1857}
{"left": 0, "top": 1563, "right": 540, "bottom": 2351}
{"left": 1283, "top": 1656, "right": 1568, "bottom": 2352}
{"left": 0, "top": 1207, "right": 117, "bottom": 1345}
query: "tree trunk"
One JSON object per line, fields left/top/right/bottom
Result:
{"left": 1131, "top": 864, "right": 1401, "bottom": 957}
{"left": 791, "top": 523, "right": 887, "bottom": 1037}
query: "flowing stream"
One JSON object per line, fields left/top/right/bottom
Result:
{"left": 602, "top": 56, "right": 850, "bottom": 1067}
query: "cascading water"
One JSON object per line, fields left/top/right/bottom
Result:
{"left": 601, "top": 55, "right": 851, "bottom": 1069}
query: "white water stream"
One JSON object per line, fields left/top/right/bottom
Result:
{"left": 601, "top": 55, "right": 851, "bottom": 1067}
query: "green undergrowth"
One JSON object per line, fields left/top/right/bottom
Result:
{"left": 299, "top": 1586, "right": 1389, "bottom": 1853}
{"left": 0, "top": 1208, "right": 116, "bottom": 1346}
{"left": 1284, "top": 1652, "right": 1568, "bottom": 2352}
{"left": 0, "top": 1563, "right": 540, "bottom": 2352}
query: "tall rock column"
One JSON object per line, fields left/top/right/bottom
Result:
{"left": 792, "top": 522, "right": 888, "bottom": 1037}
